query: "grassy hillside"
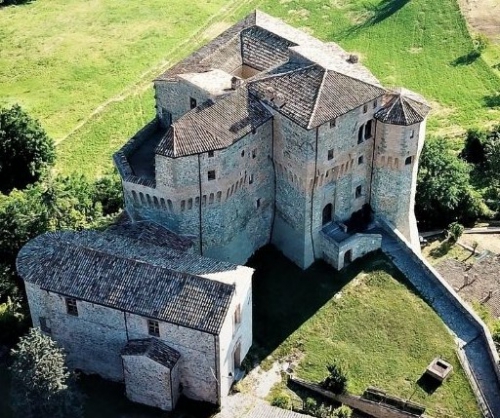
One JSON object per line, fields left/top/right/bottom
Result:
{"left": 0, "top": 0, "right": 236, "bottom": 140}
{"left": 250, "top": 248, "right": 481, "bottom": 418}
{"left": 1, "top": 0, "right": 500, "bottom": 175}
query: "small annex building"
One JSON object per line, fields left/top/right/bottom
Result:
{"left": 16, "top": 221, "right": 253, "bottom": 411}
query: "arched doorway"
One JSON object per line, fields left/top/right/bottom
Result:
{"left": 322, "top": 203, "right": 333, "bottom": 226}
{"left": 344, "top": 249, "right": 352, "bottom": 266}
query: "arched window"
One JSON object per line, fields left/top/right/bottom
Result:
{"left": 153, "top": 196, "right": 159, "bottom": 208}
{"left": 160, "top": 198, "right": 166, "bottom": 209}
{"left": 358, "top": 126, "right": 364, "bottom": 144}
{"left": 132, "top": 190, "right": 138, "bottom": 203}
{"left": 209, "top": 193, "right": 214, "bottom": 204}
{"left": 146, "top": 194, "right": 152, "bottom": 205}
{"left": 167, "top": 199, "right": 173, "bottom": 211}
{"left": 216, "top": 191, "right": 222, "bottom": 203}
{"left": 139, "top": 192, "right": 145, "bottom": 204}
{"left": 188, "top": 198, "right": 193, "bottom": 210}
{"left": 322, "top": 204, "right": 333, "bottom": 226}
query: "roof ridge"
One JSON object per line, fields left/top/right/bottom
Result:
{"left": 325, "top": 67, "right": 384, "bottom": 91}
{"left": 308, "top": 68, "right": 328, "bottom": 129}
{"left": 399, "top": 95, "right": 410, "bottom": 124}
{"left": 250, "top": 63, "right": 318, "bottom": 83}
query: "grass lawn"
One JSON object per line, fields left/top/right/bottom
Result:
{"left": 248, "top": 246, "right": 481, "bottom": 418}
{"left": 3, "top": 0, "right": 500, "bottom": 175}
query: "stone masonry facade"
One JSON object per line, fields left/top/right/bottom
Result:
{"left": 115, "top": 10, "right": 430, "bottom": 270}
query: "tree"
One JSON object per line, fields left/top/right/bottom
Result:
{"left": 10, "top": 328, "right": 83, "bottom": 418}
{"left": 0, "top": 105, "right": 55, "bottom": 193}
{"left": 416, "top": 138, "right": 485, "bottom": 227}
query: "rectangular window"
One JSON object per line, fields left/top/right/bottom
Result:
{"left": 190, "top": 97, "right": 197, "bottom": 109}
{"left": 364, "top": 120, "right": 373, "bottom": 139}
{"left": 355, "top": 185, "right": 363, "bottom": 199}
{"left": 208, "top": 170, "right": 216, "bottom": 181}
{"left": 410, "top": 129, "right": 415, "bottom": 139}
{"left": 148, "top": 320, "right": 160, "bottom": 337}
{"left": 249, "top": 174, "right": 254, "bottom": 185}
{"left": 256, "top": 198, "right": 261, "bottom": 208}
{"left": 330, "top": 119, "right": 336, "bottom": 128}
{"left": 66, "top": 298, "right": 78, "bottom": 316}
{"left": 358, "top": 155, "right": 364, "bottom": 165}
{"left": 252, "top": 149, "right": 257, "bottom": 159}
{"left": 208, "top": 150, "right": 214, "bottom": 158}
{"left": 405, "top": 156, "right": 413, "bottom": 165}
{"left": 363, "top": 104, "right": 368, "bottom": 113}
{"left": 327, "top": 149, "right": 334, "bottom": 160}
{"left": 373, "top": 99, "right": 378, "bottom": 108}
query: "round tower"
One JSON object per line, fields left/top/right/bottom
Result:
{"left": 370, "top": 88, "right": 431, "bottom": 249}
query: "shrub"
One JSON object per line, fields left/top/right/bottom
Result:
{"left": 447, "top": 222, "right": 465, "bottom": 243}
{"left": 332, "top": 405, "right": 353, "bottom": 418}
{"left": 0, "top": 297, "right": 27, "bottom": 346}
{"left": 473, "top": 34, "right": 489, "bottom": 54}
{"left": 271, "top": 392, "right": 292, "bottom": 410}
{"left": 322, "top": 363, "right": 348, "bottom": 394}
{"left": 304, "top": 397, "right": 318, "bottom": 413}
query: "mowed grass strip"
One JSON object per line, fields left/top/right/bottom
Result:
{"left": 249, "top": 247, "right": 481, "bottom": 418}
{"left": 0, "top": 0, "right": 234, "bottom": 139}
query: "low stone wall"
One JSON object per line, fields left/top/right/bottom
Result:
{"left": 290, "top": 377, "right": 422, "bottom": 418}
{"left": 379, "top": 218, "right": 500, "bottom": 380}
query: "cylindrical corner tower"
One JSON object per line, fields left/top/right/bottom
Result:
{"left": 370, "top": 88, "right": 431, "bottom": 250}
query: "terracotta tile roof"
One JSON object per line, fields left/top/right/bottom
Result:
{"left": 155, "top": 89, "right": 272, "bottom": 158}
{"left": 241, "top": 26, "right": 296, "bottom": 71}
{"left": 375, "top": 88, "right": 430, "bottom": 126}
{"left": 122, "top": 338, "right": 180, "bottom": 369}
{"left": 17, "top": 231, "right": 235, "bottom": 334}
{"left": 248, "top": 64, "right": 386, "bottom": 129}
{"left": 107, "top": 220, "right": 193, "bottom": 252}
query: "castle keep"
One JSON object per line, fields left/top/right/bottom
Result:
{"left": 115, "top": 10, "right": 430, "bottom": 270}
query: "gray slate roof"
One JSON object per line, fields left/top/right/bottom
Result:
{"left": 17, "top": 231, "right": 235, "bottom": 334}
{"left": 107, "top": 220, "right": 193, "bottom": 252}
{"left": 156, "top": 89, "right": 272, "bottom": 158}
{"left": 122, "top": 338, "right": 180, "bottom": 369}
{"left": 248, "top": 63, "right": 386, "bottom": 129}
{"left": 375, "top": 88, "right": 430, "bottom": 126}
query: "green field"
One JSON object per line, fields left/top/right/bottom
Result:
{"left": 2, "top": 0, "right": 500, "bottom": 175}
{"left": 249, "top": 247, "right": 481, "bottom": 418}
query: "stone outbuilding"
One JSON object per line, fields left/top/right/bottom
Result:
{"left": 17, "top": 222, "right": 253, "bottom": 411}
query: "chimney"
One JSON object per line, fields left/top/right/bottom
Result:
{"left": 231, "top": 76, "right": 242, "bottom": 90}
{"left": 347, "top": 54, "right": 359, "bottom": 64}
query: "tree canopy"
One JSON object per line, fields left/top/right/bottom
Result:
{"left": 0, "top": 105, "right": 55, "bottom": 194}
{"left": 10, "top": 328, "right": 83, "bottom": 418}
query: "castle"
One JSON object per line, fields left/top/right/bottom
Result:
{"left": 17, "top": 10, "right": 431, "bottom": 413}
{"left": 114, "top": 10, "right": 430, "bottom": 270}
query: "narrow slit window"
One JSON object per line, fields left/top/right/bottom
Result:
{"left": 252, "top": 149, "right": 256, "bottom": 159}
{"left": 249, "top": 174, "right": 254, "bottom": 185}
{"left": 256, "top": 198, "right": 261, "bottom": 208}
{"left": 328, "top": 149, "right": 334, "bottom": 160}
{"left": 148, "top": 320, "right": 160, "bottom": 337}
{"left": 363, "top": 104, "right": 368, "bottom": 113}
{"left": 355, "top": 185, "right": 362, "bottom": 198}
{"left": 410, "top": 129, "right": 415, "bottom": 139}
